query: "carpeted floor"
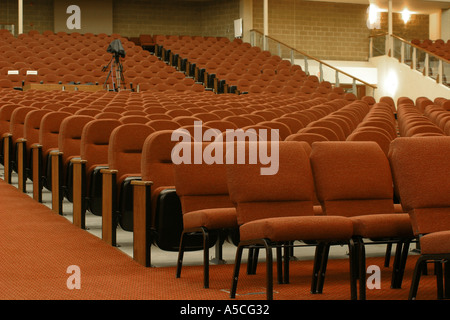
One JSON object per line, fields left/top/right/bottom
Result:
{"left": 0, "top": 178, "right": 439, "bottom": 301}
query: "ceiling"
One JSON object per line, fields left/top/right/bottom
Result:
{"left": 308, "top": 0, "right": 450, "bottom": 14}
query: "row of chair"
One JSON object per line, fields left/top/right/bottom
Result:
{"left": 174, "top": 135, "right": 450, "bottom": 300}
{"left": 2, "top": 85, "right": 450, "bottom": 299}
{"left": 0, "top": 90, "right": 386, "bottom": 252}
{"left": 171, "top": 139, "right": 413, "bottom": 300}
{"left": 411, "top": 38, "right": 450, "bottom": 61}
{"left": 1, "top": 29, "right": 363, "bottom": 100}
{"left": 152, "top": 35, "right": 310, "bottom": 94}
{"left": 396, "top": 97, "right": 448, "bottom": 138}
{"left": 1, "top": 29, "right": 199, "bottom": 92}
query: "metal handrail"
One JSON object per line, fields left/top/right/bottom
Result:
{"left": 391, "top": 34, "right": 450, "bottom": 64}
{"left": 369, "top": 32, "right": 449, "bottom": 85}
{"left": 250, "top": 29, "right": 377, "bottom": 91}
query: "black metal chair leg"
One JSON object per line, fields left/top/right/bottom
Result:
{"left": 391, "top": 240, "right": 404, "bottom": 288}
{"left": 409, "top": 256, "right": 425, "bottom": 300}
{"left": 247, "top": 247, "right": 259, "bottom": 275}
{"left": 436, "top": 261, "right": 444, "bottom": 299}
{"left": 230, "top": 244, "right": 244, "bottom": 299}
{"left": 348, "top": 239, "right": 358, "bottom": 300}
{"left": 202, "top": 228, "right": 209, "bottom": 289}
{"left": 246, "top": 247, "right": 254, "bottom": 275}
{"left": 444, "top": 261, "right": 450, "bottom": 299}
{"left": 176, "top": 231, "right": 186, "bottom": 279}
{"left": 276, "top": 245, "right": 282, "bottom": 284}
{"left": 357, "top": 237, "right": 366, "bottom": 300}
{"left": 394, "top": 240, "right": 411, "bottom": 289}
{"left": 283, "top": 242, "right": 290, "bottom": 285}
{"left": 316, "top": 243, "right": 331, "bottom": 294}
{"left": 264, "top": 240, "right": 274, "bottom": 300}
{"left": 384, "top": 243, "right": 392, "bottom": 267}
{"left": 311, "top": 242, "right": 325, "bottom": 294}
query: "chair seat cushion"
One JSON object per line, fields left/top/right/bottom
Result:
{"left": 350, "top": 213, "right": 413, "bottom": 239}
{"left": 183, "top": 207, "right": 237, "bottom": 230}
{"left": 420, "top": 231, "right": 450, "bottom": 255}
{"left": 239, "top": 216, "right": 354, "bottom": 242}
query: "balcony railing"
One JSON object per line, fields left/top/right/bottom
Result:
{"left": 369, "top": 32, "right": 449, "bottom": 88}
{"left": 250, "top": 29, "right": 377, "bottom": 96}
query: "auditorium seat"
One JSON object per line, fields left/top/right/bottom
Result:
{"left": 49, "top": 115, "right": 94, "bottom": 214}
{"left": 310, "top": 141, "right": 414, "bottom": 299}
{"left": 30, "top": 111, "right": 72, "bottom": 203}
{"left": 71, "top": 118, "right": 122, "bottom": 229}
{"left": 389, "top": 136, "right": 450, "bottom": 300}
{"left": 174, "top": 141, "right": 238, "bottom": 288}
{"left": 1, "top": 105, "right": 37, "bottom": 187}
{"left": 101, "top": 123, "right": 155, "bottom": 246}
{"left": 226, "top": 141, "right": 356, "bottom": 300}
{"left": 132, "top": 129, "right": 204, "bottom": 266}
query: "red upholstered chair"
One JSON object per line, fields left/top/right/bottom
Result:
{"left": 2, "top": 106, "right": 37, "bottom": 186}
{"left": 173, "top": 141, "right": 238, "bottom": 288}
{"left": 310, "top": 141, "right": 414, "bottom": 299}
{"left": 285, "top": 132, "right": 329, "bottom": 146}
{"left": 20, "top": 109, "right": 53, "bottom": 195}
{"left": 71, "top": 119, "right": 122, "bottom": 229}
{"left": 0, "top": 104, "right": 19, "bottom": 167}
{"left": 50, "top": 115, "right": 94, "bottom": 214}
{"left": 203, "top": 120, "right": 238, "bottom": 133}
{"left": 299, "top": 126, "right": 340, "bottom": 141}
{"left": 389, "top": 136, "right": 450, "bottom": 300}
{"left": 101, "top": 123, "right": 155, "bottom": 246}
{"left": 31, "top": 111, "right": 72, "bottom": 203}
{"left": 133, "top": 130, "right": 194, "bottom": 266}
{"left": 226, "top": 141, "right": 356, "bottom": 300}
{"left": 346, "top": 129, "right": 393, "bottom": 156}
{"left": 146, "top": 119, "right": 180, "bottom": 131}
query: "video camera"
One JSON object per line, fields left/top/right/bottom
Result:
{"left": 106, "top": 39, "right": 126, "bottom": 62}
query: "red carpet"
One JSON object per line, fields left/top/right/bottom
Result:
{"left": 0, "top": 178, "right": 439, "bottom": 301}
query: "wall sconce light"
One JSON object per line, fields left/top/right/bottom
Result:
{"left": 401, "top": 8, "right": 412, "bottom": 24}
{"left": 367, "top": 3, "right": 381, "bottom": 29}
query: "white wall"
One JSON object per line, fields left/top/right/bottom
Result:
{"left": 369, "top": 55, "right": 450, "bottom": 105}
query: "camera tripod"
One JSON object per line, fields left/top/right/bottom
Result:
{"left": 102, "top": 54, "right": 126, "bottom": 91}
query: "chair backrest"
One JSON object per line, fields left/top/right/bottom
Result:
{"left": 307, "top": 119, "right": 346, "bottom": 141}
{"left": 9, "top": 106, "right": 37, "bottom": 141}
{"left": 299, "top": 126, "right": 340, "bottom": 141}
{"left": 310, "top": 141, "right": 395, "bottom": 217}
{"left": 80, "top": 118, "right": 122, "bottom": 176}
{"left": 389, "top": 136, "right": 450, "bottom": 236}
{"left": 285, "top": 132, "right": 329, "bottom": 146}
{"left": 23, "top": 109, "right": 53, "bottom": 150}
{"left": 173, "top": 141, "right": 235, "bottom": 214}
{"left": 346, "top": 129, "right": 392, "bottom": 156}
{"left": 0, "top": 104, "right": 18, "bottom": 136}
{"left": 141, "top": 129, "right": 180, "bottom": 191}
{"left": 108, "top": 123, "right": 155, "bottom": 184}
{"left": 146, "top": 119, "right": 180, "bottom": 131}
{"left": 58, "top": 115, "right": 94, "bottom": 166}
{"left": 39, "top": 111, "right": 72, "bottom": 158}
{"left": 226, "top": 141, "right": 315, "bottom": 225}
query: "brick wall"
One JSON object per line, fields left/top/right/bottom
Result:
{"left": 1, "top": 0, "right": 429, "bottom": 62}
{"left": 113, "top": 0, "right": 239, "bottom": 39}
{"left": 113, "top": 0, "right": 203, "bottom": 38}
{"left": 201, "top": 0, "right": 240, "bottom": 39}
{"left": 0, "top": 0, "right": 53, "bottom": 35}
{"left": 374, "top": 12, "right": 430, "bottom": 41}
{"left": 253, "top": 0, "right": 372, "bottom": 61}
